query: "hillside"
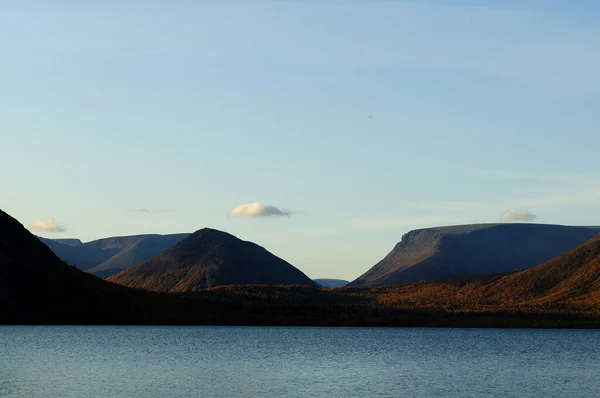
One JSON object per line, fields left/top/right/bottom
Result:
{"left": 314, "top": 279, "right": 349, "bottom": 288}
{"left": 39, "top": 233, "right": 189, "bottom": 278}
{"left": 1, "top": 210, "right": 154, "bottom": 323}
{"left": 85, "top": 234, "right": 190, "bottom": 278}
{"left": 349, "top": 223, "right": 600, "bottom": 287}
{"left": 341, "top": 233, "right": 600, "bottom": 316}
{"left": 107, "top": 228, "right": 318, "bottom": 292}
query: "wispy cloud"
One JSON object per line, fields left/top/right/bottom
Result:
{"left": 29, "top": 219, "right": 67, "bottom": 233}
{"left": 228, "top": 202, "right": 293, "bottom": 217}
{"left": 501, "top": 210, "right": 537, "bottom": 222}
{"left": 126, "top": 207, "right": 174, "bottom": 214}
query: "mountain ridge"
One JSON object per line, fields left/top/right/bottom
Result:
{"left": 38, "top": 233, "right": 189, "bottom": 277}
{"left": 350, "top": 223, "right": 600, "bottom": 287}
{"left": 4, "top": 207, "right": 600, "bottom": 327}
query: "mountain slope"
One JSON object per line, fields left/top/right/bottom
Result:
{"left": 350, "top": 223, "right": 600, "bottom": 287}
{"left": 85, "top": 234, "right": 190, "bottom": 278}
{"left": 0, "top": 209, "right": 152, "bottom": 323}
{"left": 108, "top": 228, "right": 318, "bottom": 292}
{"left": 344, "top": 233, "right": 600, "bottom": 315}
{"left": 38, "top": 237, "right": 112, "bottom": 271}
{"left": 39, "top": 234, "right": 189, "bottom": 277}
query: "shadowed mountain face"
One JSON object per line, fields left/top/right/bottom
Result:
{"left": 108, "top": 228, "right": 318, "bottom": 292}
{"left": 349, "top": 223, "right": 600, "bottom": 287}
{"left": 313, "top": 279, "right": 349, "bottom": 288}
{"left": 0, "top": 209, "right": 152, "bottom": 323}
{"left": 38, "top": 234, "right": 189, "bottom": 278}
{"left": 344, "top": 233, "right": 600, "bottom": 315}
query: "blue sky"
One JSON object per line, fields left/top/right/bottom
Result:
{"left": 2, "top": 0, "right": 600, "bottom": 280}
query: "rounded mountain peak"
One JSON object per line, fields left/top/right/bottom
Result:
{"left": 108, "top": 227, "right": 317, "bottom": 292}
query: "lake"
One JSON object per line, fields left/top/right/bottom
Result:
{"left": 1, "top": 326, "right": 599, "bottom": 397}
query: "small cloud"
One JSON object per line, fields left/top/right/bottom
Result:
{"left": 501, "top": 210, "right": 537, "bottom": 222}
{"left": 126, "top": 207, "right": 174, "bottom": 214}
{"left": 29, "top": 219, "right": 67, "bottom": 233}
{"left": 228, "top": 201, "right": 293, "bottom": 217}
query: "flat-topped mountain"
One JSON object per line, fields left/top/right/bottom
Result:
{"left": 39, "top": 233, "right": 189, "bottom": 278}
{"left": 349, "top": 223, "right": 600, "bottom": 287}
{"left": 345, "top": 233, "right": 600, "bottom": 315}
{"left": 107, "top": 228, "right": 318, "bottom": 292}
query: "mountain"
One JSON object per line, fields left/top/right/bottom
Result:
{"left": 314, "top": 279, "right": 349, "bottom": 288}
{"left": 4, "top": 207, "right": 600, "bottom": 327}
{"left": 344, "top": 233, "right": 600, "bottom": 316}
{"left": 38, "top": 237, "right": 118, "bottom": 271}
{"left": 0, "top": 209, "right": 152, "bottom": 323}
{"left": 468, "top": 233, "right": 600, "bottom": 309}
{"left": 107, "top": 228, "right": 318, "bottom": 292}
{"left": 84, "top": 234, "right": 190, "bottom": 278}
{"left": 350, "top": 223, "right": 600, "bottom": 287}
{"left": 38, "top": 234, "right": 189, "bottom": 278}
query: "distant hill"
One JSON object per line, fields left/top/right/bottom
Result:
{"left": 38, "top": 234, "right": 189, "bottom": 278}
{"left": 313, "top": 279, "right": 349, "bottom": 288}
{"left": 349, "top": 223, "right": 600, "bottom": 287}
{"left": 108, "top": 228, "right": 318, "bottom": 292}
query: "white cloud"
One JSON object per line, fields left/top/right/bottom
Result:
{"left": 228, "top": 201, "right": 292, "bottom": 217}
{"left": 29, "top": 219, "right": 67, "bottom": 233}
{"left": 501, "top": 210, "right": 537, "bottom": 222}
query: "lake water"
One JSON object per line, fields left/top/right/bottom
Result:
{"left": 1, "top": 326, "right": 599, "bottom": 397}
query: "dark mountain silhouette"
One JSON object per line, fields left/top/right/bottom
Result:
{"left": 108, "top": 228, "right": 318, "bottom": 292}
{"left": 0, "top": 209, "right": 153, "bottom": 323}
{"left": 350, "top": 223, "right": 600, "bottom": 287}
{"left": 314, "top": 279, "right": 349, "bottom": 288}
{"left": 38, "top": 234, "right": 189, "bottom": 278}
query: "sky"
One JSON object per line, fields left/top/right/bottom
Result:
{"left": 2, "top": 0, "right": 600, "bottom": 281}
